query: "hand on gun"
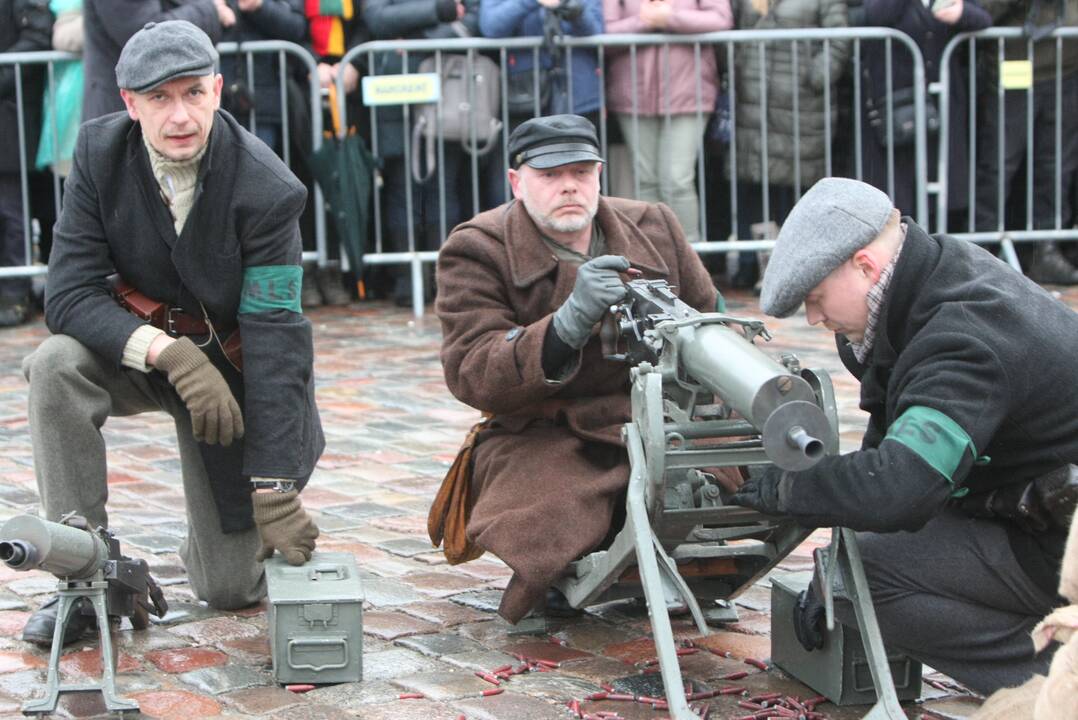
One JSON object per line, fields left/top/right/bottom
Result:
{"left": 553, "top": 255, "right": 634, "bottom": 349}
{"left": 252, "top": 490, "right": 320, "bottom": 565}
{"left": 728, "top": 465, "right": 784, "bottom": 515}
{"left": 154, "top": 337, "right": 245, "bottom": 446}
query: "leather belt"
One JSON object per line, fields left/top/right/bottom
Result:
{"left": 162, "top": 307, "right": 210, "bottom": 336}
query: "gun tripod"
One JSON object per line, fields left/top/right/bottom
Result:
{"left": 22, "top": 575, "right": 138, "bottom": 717}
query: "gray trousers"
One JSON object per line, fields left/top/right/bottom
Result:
{"left": 22, "top": 335, "right": 264, "bottom": 610}
{"left": 837, "top": 508, "right": 1057, "bottom": 695}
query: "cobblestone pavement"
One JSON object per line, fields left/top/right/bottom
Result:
{"left": 0, "top": 284, "right": 1075, "bottom": 720}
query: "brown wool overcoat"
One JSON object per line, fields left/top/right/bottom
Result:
{"left": 436, "top": 196, "right": 718, "bottom": 622}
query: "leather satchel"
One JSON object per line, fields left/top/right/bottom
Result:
{"left": 428, "top": 418, "right": 488, "bottom": 565}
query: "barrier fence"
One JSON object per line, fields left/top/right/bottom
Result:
{"left": 4, "top": 27, "right": 1078, "bottom": 315}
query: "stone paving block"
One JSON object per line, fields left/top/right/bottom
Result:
{"left": 364, "top": 578, "right": 424, "bottom": 607}
{"left": 0, "top": 595, "right": 28, "bottom": 611}
{"left": 396, "top": 632, "right": 487, "bottom": 658}
{"left": 361, "top": 648, "right": 444, "bottom": 682}
{"left": 390, "top": 669, "right": 493, "bottom": 700}
{"left": 149, "top": 601, "right": 221, "bottom": 627}
{"left": 179, "top": 663, "right": 272, "bottom": 695}
{"left": 368, "top": 514, "right": 430, "bottom": 536}
{"left": 352, "top": 697, "right": 464, "bottom": 720}
{"left": 691, "top": 630, "right": 772, "bottom": 663}
{"left": 168, "top": 616, "right": 261, "bottom": 644}
{"left": 503, "top": 672, "right": 603, "bottom": 702}
{"left": 0, "top": 669, "right": 47, "bottom": 700}
{"left": 548, "top": 621, "right": 637, "bottom": 654}
{"left": 450, "top": 590, "right": 504, "bottom": 613}
{"left": 363, "top": 610, "right": 441, "bottom": 640}
{"left": 146, "top": 647, "right": 230, "bottom": 673}
{"left": 403, "top": 571, "right": 487, "bottom": 598}
{"left": 557, "top": 656, "right": 638, "bottom": 686}
{"left": 129, "top": 689, "right": 222, "bottom": 719}
{"left": 219, "top": 685, "right": 305, "bottom": 714}
{"left": 58, "top": 647, "right": 141, "bottom": 677}
{"left": 320, "top": 502, "right": 406, "bottom": 522}
{"left": 399, "top": 599, "right": 494, "bottom": 627}
{"left": 378, "top": 537, "right": 438, "bottom": 557}
{"left": 218, "top": 635, "right": 272, "bottom": 665}
{"left": 441, "top": 650, "right": 521, "bottom": 673}
{"left": 0, "top": 650, "right": 45, "bottom": 674}
{"left": 304, "top": 678, "right": 400, "bottom": 706}
{"left": 450, "top": 690, "right": 568, "bottom": 720}
{"left": 502, "top": 640, "right": 594, "bottom": 665}
{"left": 7, "top": 575, "right": 57, "bottom": 597}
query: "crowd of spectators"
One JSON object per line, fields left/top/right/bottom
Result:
{"left": 2, "top": 0, "right": 1078, "bottom": 324}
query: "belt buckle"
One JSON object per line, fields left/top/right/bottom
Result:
{"left": 166, "top": 307, "right": 184, "bottom": 336}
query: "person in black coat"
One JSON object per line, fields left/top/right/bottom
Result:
{"left": 858, "top": 0, "right": 991, "bottom": 223}
{"left": 732, "top": 177, "right": 1078, "bottom": 694}
{"left": 0, "top": 0, "right": 52, "bottom": 326}
{"left": 20, "top": 21, "right": 323, "bottom": 647}
{"left": 82, "top": 0, "right": 229, "bottom": 121}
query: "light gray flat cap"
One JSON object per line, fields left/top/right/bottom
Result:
{"left": 759, "top": 177, "right": 894, "bottom": 318}
{"left": 115, "top": 20, "right": 218, "bottom": 93}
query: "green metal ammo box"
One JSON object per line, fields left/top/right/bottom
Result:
{"left": 265, "top": 552, "right": 364, "bottom": 684}
{"left": 771, "top": 571, "right": 922, "bottom": 705}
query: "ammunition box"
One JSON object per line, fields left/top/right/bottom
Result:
{"left": 265, "top": 552, "right": 364, "bottom": 684}
{"left": 771, "top": 572, "right": 921, "bottom": 705}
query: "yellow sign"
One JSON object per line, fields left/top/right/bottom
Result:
{"left": 361, "top": 73, "right": 441, "bottom": 106}
{"left": 1000, "top": 60, "right": 1033, "bottom": 90}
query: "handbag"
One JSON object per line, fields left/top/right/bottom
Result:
{"left": 427, "top": 417, "right": 488, "bottom": 565}
{"left": 865, "top": 85, "right": 941, "bottom": 149}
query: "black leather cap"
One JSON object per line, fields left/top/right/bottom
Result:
{"left": 115, "top": 20, "right": 218, "bottom": 93}
{"left": 507, "top": 114, "right": 603, "bottom": 169}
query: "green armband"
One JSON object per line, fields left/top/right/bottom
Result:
{"left": 239, "top": 265, "right": 302, "bottom": 314}
{"left": 884, "top": 406, "right": 976, "bottom": 484}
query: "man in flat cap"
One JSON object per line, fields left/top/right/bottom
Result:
{"left": 19, "top": 19, "right": 323, "bottom": 645}
{"left": 434, "top": 114, "right": 731, "bottom": 623}
{"left": 730, "top": 176, "right": 1078, "bottom": 694}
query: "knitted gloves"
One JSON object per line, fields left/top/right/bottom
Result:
{"left": 155, "top": 337, "right": 244, "bottom": 446}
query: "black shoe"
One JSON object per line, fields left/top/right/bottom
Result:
{"left": 0, "top": 300, "right": 28, "bottom": 327}
{"left": 300, "top": 265, "right": 323, "bottom": 309}
{"left": 792, "top": 586, "right": 826, "bottom": 652}
{"left": 1027, "top": 243, "right": 1078, "bottom": 285}
{"left": 21, "top": 595, "right": 97, "bottom": 647}
{"left": 544, "top": 587, "right": 582, "bottom": 618}
{"left": 317, "top": 267, "right": 351, "bottom": 306}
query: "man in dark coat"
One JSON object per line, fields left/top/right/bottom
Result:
{"left": 0, "top": 0, "right": 51, "bottom": 326}
{"left": 731, "top": 177, "right": 1078, "bottom": 694}
{"left": 20, "top": 20, "right": 323, "bottom": 646}
{"left": 82, "top": 0, "right": 229, "bottom": 122}
{"left": 436, "top": 115, "right": 723, "bottom": 623}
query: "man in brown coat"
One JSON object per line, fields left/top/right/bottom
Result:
{"left": 436, "top": 115, "right": 720, "bottom": 623}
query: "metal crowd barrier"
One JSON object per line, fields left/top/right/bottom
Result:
{"left": 340, "top": 28, "right": 929, "bottom": 317}
{"left": 0, "top": 41, "right": 326, "bottom": 282}
{"left": 936, "top": 26, "right": 1078, "bottom": 271}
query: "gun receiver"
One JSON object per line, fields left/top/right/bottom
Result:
{"left": 0, "top": 514, "right": 167, "bottom": 716}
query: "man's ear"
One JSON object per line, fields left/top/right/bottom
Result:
{"left": 212, "top": 73, "right": 224, "bottom": 110}
{"left": 850, "top": 246, "right": 884, "bottom": 285}
{"left": 508, "top": 167, "right": 523, "bottom": 199}
{"left": 119, "top": 88, "right": 139, "bottom": 121}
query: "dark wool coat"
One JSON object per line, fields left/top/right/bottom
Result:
{"left": 0, "top": 0, "right": 52, "bottom": 175}
{"left": 776, "top": 221, "right": 1078, "bottom": 595}
{"left": 82, "top": 0, "right": 221, "bottom": 122}
{"left": 859, "top": 0, "right": 991, "bottom": 215}
{"left": 45, "top": 109, "right": 324, "bottom": 533}
{"left": 729, "top": 0, "right": 849, "bottom": 188}
{"left": 436, "top": 196, "right": 718, "bottom": 622}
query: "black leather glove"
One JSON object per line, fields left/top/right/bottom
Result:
{"left": 728, "top": 465, "right": 784, "bottom": 515}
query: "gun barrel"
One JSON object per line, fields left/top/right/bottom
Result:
{"left": 0, "top": 516, "right": 109, "bottom": 580}
{"left": 674, "top": 323, "right": 833, "bottom": 470}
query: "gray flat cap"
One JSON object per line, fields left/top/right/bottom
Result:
{"left": 115, "top": 20, "right": 218, "bottom": 93}
{"left": 759, "top": 177, "right": 894, "bottom": 318}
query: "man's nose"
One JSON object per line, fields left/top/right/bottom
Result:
{"left": 805, "top": 306, "right": 823, "bottom": 326}
{"left": 167, "top": 99, "right": 191, "bottom": 125}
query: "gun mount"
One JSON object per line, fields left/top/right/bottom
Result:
{"left": 554, "top": 279, "right": 905, "bottom": 720}
{"left": 0, "top": 514, "right": 167, "bottom": 717}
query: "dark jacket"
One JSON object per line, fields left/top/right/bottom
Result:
{"left": 45, "top": 110, "right": 324, "bottom": 532}
{"left": 777, "top": 222, "right": 1078, "bottom": 592}
{"left": 980, "top": 0, "right": 1078, "bottom": 81}
{"left": 82, "top": 0, "right": 221, "bottom": 121}
{"left": 0, "top": 0, "right": 52, "bottom": 174}
{"left": 219, "top": 0, "right": 308, "bottom": 124}
{"left": 436, "top": 196, "right": 718, "bottom": 621}
{"left": 860, "top": 0, "right": 992, "bottom": 214}
{"left": 729, "top": 0, "right": 849, "bottom": 187}
{"left": 364, "top": 0, "right": 480, "bottom": 157}
{"left": 479, "top": 0, "right": 604, "bottom": 116}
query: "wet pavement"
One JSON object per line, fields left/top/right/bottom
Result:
{"left": 0, "top": 282, "right": 1076, "bottom": 720}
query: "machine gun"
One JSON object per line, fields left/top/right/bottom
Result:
{"left": 0, "top": 514, "right": 167, "bottom": 717}
{"left": 553, "top": 280, "right": 906, "bottom": 720}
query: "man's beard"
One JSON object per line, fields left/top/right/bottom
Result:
{"left": 519, "top": 180, "right": 598, "bottom": 235}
